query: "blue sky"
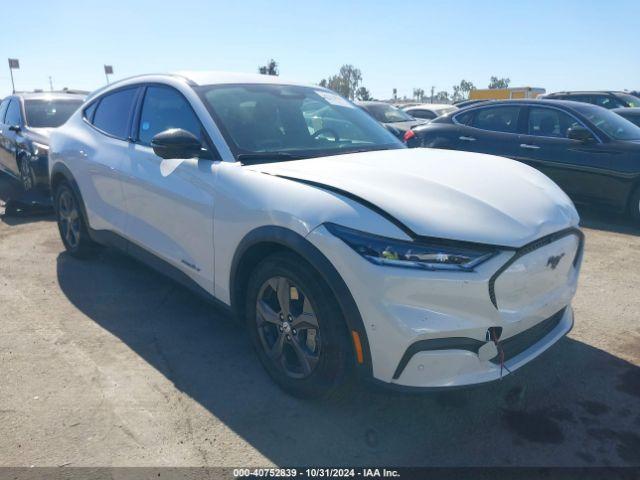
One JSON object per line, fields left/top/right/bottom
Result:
{"left": 1, "top": 0, "right": 638, "bottom": 99}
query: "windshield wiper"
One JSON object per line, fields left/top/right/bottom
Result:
{"left": 237, "top": 152, "right": 308, "bottom": 165}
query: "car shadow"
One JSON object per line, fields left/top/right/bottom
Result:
{"left": 0, "top": 172, "right": 54, "bottom": 226}
{"left": 577, "top": 205, "right": 640, "bottom": 236}
{"left": 55, "top": 249, "right": 640, "bottom": 466}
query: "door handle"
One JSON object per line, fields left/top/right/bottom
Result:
{"left": 520, "top": 144, "right": 540, "bottom": 150}
{"left": 459, "top": 136, "right": 476, "bottom": 142}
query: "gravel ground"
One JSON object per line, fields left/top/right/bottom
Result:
{"left": 0, "top": 172, "right": 638, "bottom": 467}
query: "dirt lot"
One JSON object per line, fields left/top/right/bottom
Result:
{"left": 0, "top": 172, "right": 638, "bottom": 467}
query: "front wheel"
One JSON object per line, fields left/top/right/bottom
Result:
{"left": 245, "top": 252, "right": 352, "bottom": 398}
{"left": 54, "top": 182, "right": 99, "bottom": 258}
{"left": 19, "top": 157, "right": 36, "bottom": 192}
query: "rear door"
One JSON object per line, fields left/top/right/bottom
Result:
{"left": 451, "top": 105, "right": 525, "bottom": 159}
{"left": 122, "top": 84, "right": 217, "bottom": 293}
{"left": 517, "top": 105, "right": 617, "bottom": 204}
{"left": 79, "top": 87, "right": 140, "bottom": 234}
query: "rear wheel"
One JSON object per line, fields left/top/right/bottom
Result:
{"left": 245, "top": 252, "right": 352, "bottom": 398}
{"left": 54, "top": 182, "right": 99, "bottom": 258}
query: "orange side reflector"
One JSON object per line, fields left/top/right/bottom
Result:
{"left": 351, "top": 331, "right": 364, "bottom": 364}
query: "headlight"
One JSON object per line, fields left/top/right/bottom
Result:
{"left": 325, "top": 223, "right": 497, "bottom": 271}
{"left": 32, "top": 141, "right": 49, "bottom": 157}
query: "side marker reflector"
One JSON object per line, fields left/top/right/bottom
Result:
{"left": 351, "top": 330, "right": 364, "bottom": 364}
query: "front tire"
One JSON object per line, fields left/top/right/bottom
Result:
{"left": 245, "top": 252, "right": 352, "bottom": 399}
{"left": 19, "top": 156, "right": 36, "bottom": 192}
{"left": 54, "top": 182, "right": 99, "bottom": 258}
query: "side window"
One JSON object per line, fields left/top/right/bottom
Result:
{"left": 593, "top": 95, "right": 622, "bottom": 109}
{"left": 5, "top": 99, "right": 23, "bottom": 126}
{"left": 528, "top": 107, "right": 580, "bottom": 138}
{"left": 92, "top": 88, "right": 138, "bottom": 139}
{"left": 83, "top": 102, "right": 98, "bottom": 122}
{"left": 453, "top": 110, "right": 473, "bottom": 125}
{"left": 0, "top": 98, "right": 10, "bottom": 123}
{"left": 471, "top": 106, "right": 520, "bottom": 133}
{"left": 409, "top": 110, "right": 436, "bottom": 120}
{"left": 569, "top": 95, "right": 593, "bottom": 105}
{"left": 138, "top": 86, "right": 201, "bottom": 145}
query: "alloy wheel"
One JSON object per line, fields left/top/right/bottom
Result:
{"left": 58, "top": 190, "right": 81, "bottom": 249}
{"left": 256, "top": 276, "right": 321, "bottom": 379}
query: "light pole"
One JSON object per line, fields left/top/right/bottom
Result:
{"left": 49, "top": 76, "right": 54, "bottom": 91}
{"left": 8, "top": 58, "right": 19, "bottom": 93}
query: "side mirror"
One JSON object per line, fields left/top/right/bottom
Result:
{"left": 150, "top": 128, "right": 202, "bottom": 159}
{"left": 567, "top": 125, "right": 595, "bottom": 143}
{"left": 8, "top": 125, "right": 21, "bottom": 133}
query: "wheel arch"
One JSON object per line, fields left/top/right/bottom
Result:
{"left": 230, "top": 225, "right": 373, "bottom": 378}
{"left": 50, "top": 163, "right": 90, "bottom": 226}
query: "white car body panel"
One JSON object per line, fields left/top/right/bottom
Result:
{"left": 48, "top": 72, "right": 583, "bottom": 390}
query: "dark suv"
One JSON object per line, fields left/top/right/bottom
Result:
{"left": 542, "top": 91, "right": 640, "bottom": 110}
{"left": 0, "top": 91, "right": 85, "bottom": 191}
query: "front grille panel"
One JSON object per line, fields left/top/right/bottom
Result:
{"left": 489, "top": 228, "right": 583, "bottom": 309}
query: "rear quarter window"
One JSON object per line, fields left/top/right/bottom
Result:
{"left": 91, "top": 88, "right": 138, "bottom": 139}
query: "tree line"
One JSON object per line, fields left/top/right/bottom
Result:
{"left": 257, "top": 59, "right": 511, "bottom": 103}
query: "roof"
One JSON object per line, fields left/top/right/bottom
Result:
{"left": 545, "top": 90, "right": 626, "bottom": 96}
{"left": 12, "top": 91, "right": 87, "bottom": 100}
{"left": 456, "top": 98, "right": 603, "bottom": 111}
{"left": 404, "top": 103, "right": 456, "bottom": 111}
{"left": 174, "top": 71, "right": 311, "bottom": 87}
{"left": 355, "top": 101, "right": 389, "bottom": 106}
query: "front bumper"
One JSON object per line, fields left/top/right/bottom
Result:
{"left": 307, "top": 225, "right": 583, "bottom": 389}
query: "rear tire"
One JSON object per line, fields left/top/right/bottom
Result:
{"left": 245, "top": 252, "right": 353, "bottom": 399}
{"left": 54, "top": 182, "right": 100, "bottom": 259}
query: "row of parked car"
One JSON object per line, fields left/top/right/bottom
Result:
{"left": 0, "top": 74, "right": 633, "bottom": 397}
{"left": 356, "top": 91, "right": 640, "bottom": 222}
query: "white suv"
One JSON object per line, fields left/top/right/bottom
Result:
{"left": 49, "top": 72, "right": 583, "bottom": 398}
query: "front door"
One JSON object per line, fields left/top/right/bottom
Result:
{"left": 517, "top": 106, "right": 617, "bottom": 205}
{"left": 0, "top": 99, "right": 23, "bottom": 175}
{"left": 122, "top": 85, "right": 217, "bottom": 293}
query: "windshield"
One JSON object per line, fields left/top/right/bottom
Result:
{"left": 618, "top": 93, "right": 640, "bottom": 108}
{"left": 575, "top": 104, "right": 640, "bottom": 140}
{"left": 24, "top": 99, "right": 83, "bottom": 128}
{"left": 362, "top": 103, "right": 415, "bottom": 123}
{"left": 197, "top": 84, "right": 403, "bottom": 161}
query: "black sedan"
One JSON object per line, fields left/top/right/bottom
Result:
{"left": 356, "top": 101, "right": 426, "bottom": 140}
{"left": 408, "top": 99, "right": 640, "bottom": 222}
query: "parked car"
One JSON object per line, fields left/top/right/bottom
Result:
{"left": 402, "top": 103, "right": 457, "bottom": 121}
{"left": 50, "top": 72, "right": 582, "bottom": 398}
{"left": 613, "top": 107, "right": 640, "bottom": 127}
{"left": 0, "top": 91, "right": 85, "bottom": 191}
{"left": 409, "top": 99, "right": 640, "bottom": 221}
{"left": 542, "top": 91, "right": 640, "bottom": 109}
{"left": 356, "top": 100, "right": 427, "bottom": 139}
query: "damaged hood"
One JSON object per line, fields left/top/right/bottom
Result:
{"left": 247, "top": 148, "right": 579, "bottom": 247}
